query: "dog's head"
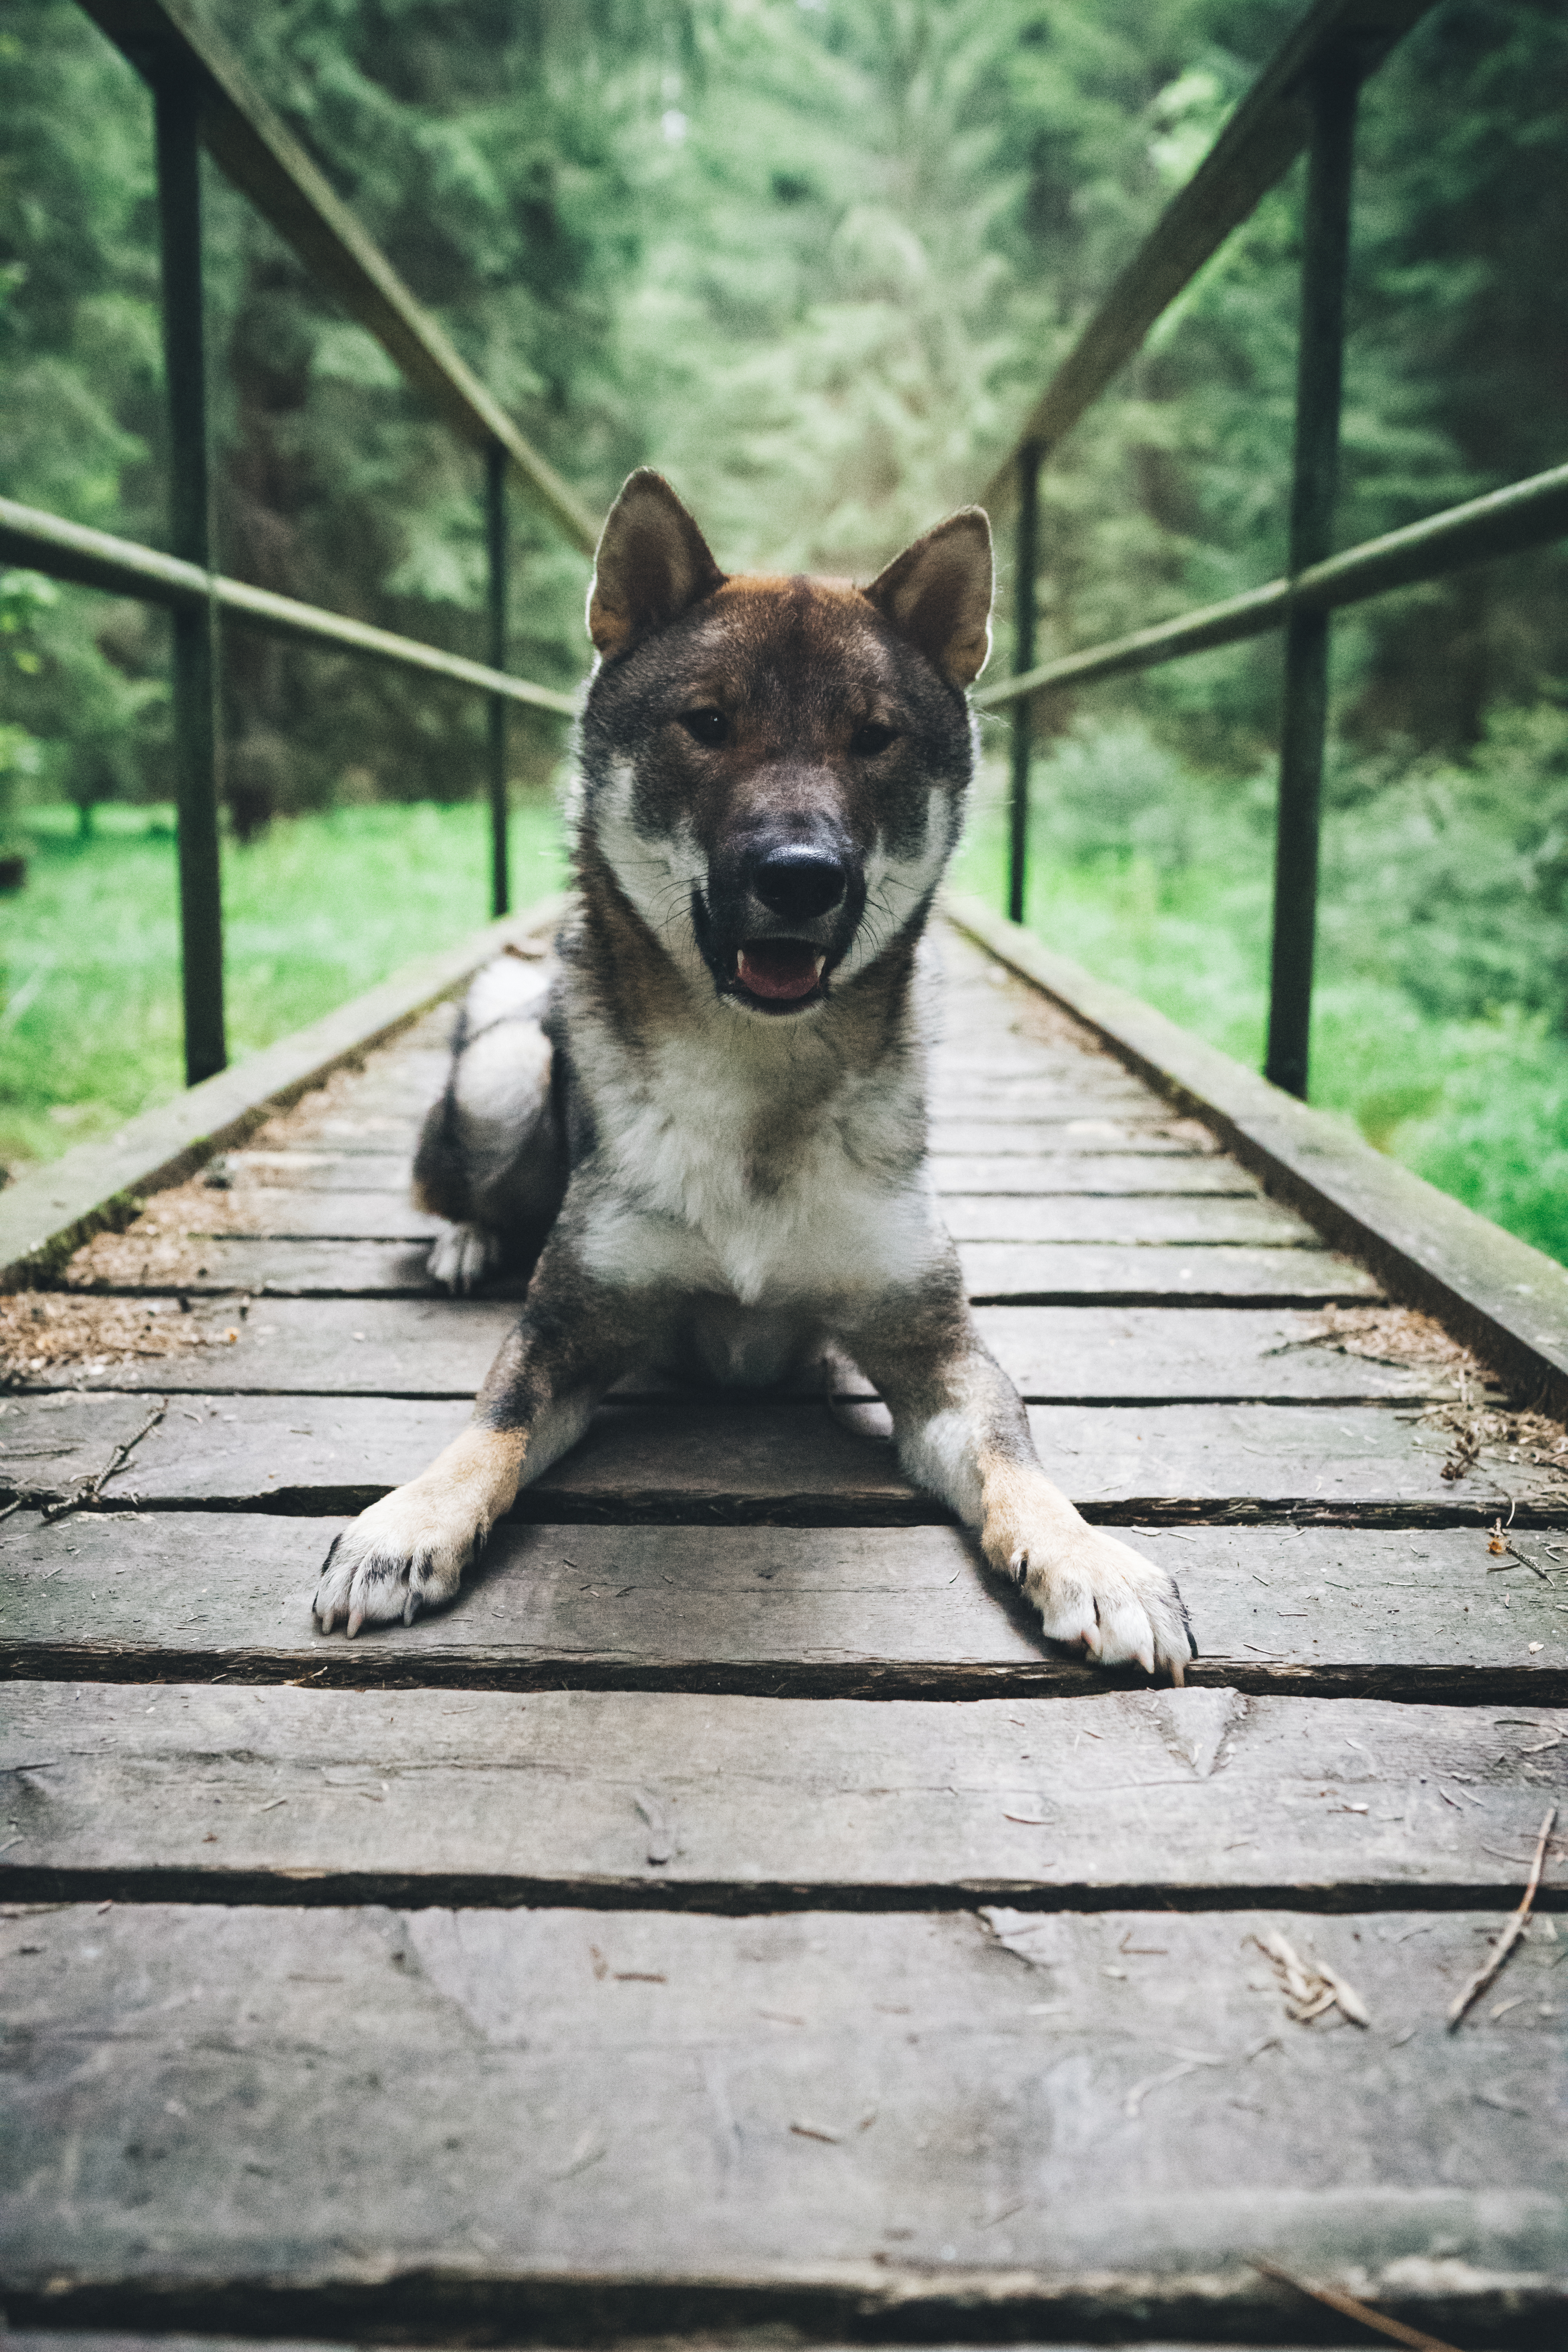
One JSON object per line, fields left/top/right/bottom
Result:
{"left": 577, "top": 469, "right": 992, "bottom": 1016}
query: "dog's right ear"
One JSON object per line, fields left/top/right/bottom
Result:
{"left": 587, "top": 470, "right": 727, "bottom": 659}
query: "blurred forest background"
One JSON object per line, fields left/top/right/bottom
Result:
{"left": 2, "top": 0, "right": 1566, "bottom": 1256}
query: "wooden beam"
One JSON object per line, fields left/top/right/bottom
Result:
{"left": 2, "top": 1516, "right": 1561, "bottom": 1702}
{"left": 59, "top": 1234, "right": 1379, "bottom": 1304}
{"left": 978, "top": 0, "right": 1440, "bottom": 515}
{"left": 0, "top": 1903, "right": 1560, "bottom": 2341}
{"left": 0, "top": 499, "right": 581, "bottom": 714}
{"left": 4, "top": 1299, "right": 1461, "bottom": 1403}
{"left": 0, "top": 1391, "right": 1559, "bottom": 1521}
{"left": 4, "top": 1679, "right": 1564, "bottom": 1906}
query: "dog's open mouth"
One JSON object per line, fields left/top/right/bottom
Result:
{"left": 734, "top": 939, "right": 827, "bottom": 1007}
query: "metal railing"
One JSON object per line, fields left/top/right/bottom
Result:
{"left": 3, "top": 0, "right": 600, "bottom": 1085}
{"left": 977, "top": 0, "right": 1568, "bottom": 1099}
{"left": 10, "top": 0, "right": 1567, "bottom": 1106}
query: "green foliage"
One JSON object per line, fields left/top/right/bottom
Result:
{"left": 0, "top": 797, "right": 567, "bottom": 1168}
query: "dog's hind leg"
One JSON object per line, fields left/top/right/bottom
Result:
{"left": 414, "top": 952, "right": 567, "bottom": 1292}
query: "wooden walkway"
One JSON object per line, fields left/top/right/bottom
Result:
{"left": 2, "top": 920, "right": 1565, "bottom": 2345}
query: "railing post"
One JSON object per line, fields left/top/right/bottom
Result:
{"left": 153, "top": 61, "right": 226, "bottom": 1086}
{"left": 1007, "top": 440, "right": 1044, "bottom": 926}
{"left": 486, "top": 442, "right": 510, "bottom": 918}
{"left": 1264, "top": 56, "right": 1360, "bottom": 1099}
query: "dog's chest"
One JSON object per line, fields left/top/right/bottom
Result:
{"left": 579, "top": 1019, "right": 936, "bottom": 1306}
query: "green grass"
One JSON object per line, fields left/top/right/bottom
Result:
{"left": 951, "top": 755, "right": 1568, "bottom": 1268}
{"left": 0, "top": 798, "right": 568, "bottom": 1171}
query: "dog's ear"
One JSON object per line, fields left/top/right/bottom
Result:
{"left": 587, "top": 470, "right": 727, "bottom": 659}
{"left": 863, "top": 508, "right": 994, "bottom": 688}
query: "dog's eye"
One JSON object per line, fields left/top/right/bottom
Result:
{"left": 680, "top": 708, "right": 729, "bottom": 747}
{"left": 850, "top": 722, "right": 897, "bottom": 757}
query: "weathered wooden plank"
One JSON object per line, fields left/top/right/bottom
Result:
{"left": 223, "top": 1150, "right": 411, "bottom": 1190}
{"left": 185, "top": 1193, "right": 1318, "bottom": 1250}
{"left": 294, "top": 1110, "right": 424, "bottom": 1148}
{"left": 929, "top": 1074, "right": 1157, "bottom": 1112}
{"left": 1, "top": 1904, "right": 1562, "bottom": 2340}
{"left": 10, "top": 1300, "right": 1461, "bottom": 1403}
{"left": 2, "top": 1392, "right": 1559, "bottom": 1520}
{"left": 65, "top": 1234, "right": 1380, "bottom": 1303}
{"left": 942, "top": 1196, "right": 1316, "bottom": 1246}
{"left": 930, "top": 1152, "right": 1254, "bottom": 1193}
{"left": 3, "top": 1679, "right": 1564, "bottom": 1903}
{"left": 209, "top": 1190, "right": 441, "bottom": 1241}
{"left": 927, "top": 1114, "right": 1220, "bottom": 1151}
{"left": 66, "top": 1236, "right": 442, "bottom": 1296}
{"left": 963, "top": 1241, "right": 1379, "bottom": 1304}
{"left": 3, "top": 1513, "right": 1563, "bottom": 1698}
{"left": 222, "top": 1145, "right": 1256, "bottom": 1199}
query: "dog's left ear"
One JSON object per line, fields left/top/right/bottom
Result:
{"left": 864, "top": 508, "right": 994, "bottom": 689}
{"left": 587, "top": 469, "right": 728, "bottom": 659}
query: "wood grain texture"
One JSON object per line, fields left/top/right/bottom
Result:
{"left": 223, "top": 1145, "right": 1255, "bottom": 1198}
{"left": 3, "top": 1515, "right": 1564, "bottom": 1699}
{"left": 2, "top": 1392, "right": 1561, "bottom": 1521}
{"left": 927, "top": 1114, "right": 1220, "bottom": 1151}
{"left": 223, "top": 1150, "right": 413, "bottom": 1191}
{"left": 156, "top": 1196, "right": 1325, "bottom": 1254}
{"left": 207, "top": 1190, "right": 441, "bottom": 1241}
{"left": 67, "top": 1235, "right": 1382, "bottom": 1303}
{"left": 1, "top": 1903, "right": 1562, "bottom": 2339}
{"left": 929, "top": 1152, "right": 1255, "bottom": 1193}
{"left": 941, "top": 1195, "right": 1318, "bottom": 1246}
{"left": 11, "top": 1299, "right": 1463, "bottom": 1403}
{"left": 960, "top": 1241, "right": 1380, "bottom": 1305}
{"left": 3, "top": 1678, "right": 1564, "bottom": 1905}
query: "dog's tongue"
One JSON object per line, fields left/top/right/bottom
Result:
{"left": 737, "top": 940, "right": 825, "bottom": 1001}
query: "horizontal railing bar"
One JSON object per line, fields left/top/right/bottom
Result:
{"left": 0, "top": 498, "right": 581, "bottom": 717}
{"left": 78, "top": 0, "right": 602, "bottom": 557}
{"left": 978, "top": 0, "right": 1439, "bottom": 518}
{"left": 973, "top": 458, "right": 1568, "bottom": 711}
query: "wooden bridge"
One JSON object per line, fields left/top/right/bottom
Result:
{"left": 4, "top": 898, "right": 1567, "bottom": 2345}
{"left": 4, "top": 0, "right": 1568, "bottom": 2343}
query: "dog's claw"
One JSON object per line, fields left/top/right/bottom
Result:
{"left": 346, "top": 1605, "right": 364, "bottom": 1639}
{"left": 403, "top": 1591, "right": 423, "bottom": 1627}
{"left": 316, "top": 1603, "right": 336, "bottom": 1634}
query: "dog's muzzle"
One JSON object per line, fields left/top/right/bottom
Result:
{"left": 695, "top": 835, "right": 866, "bottom": 1014}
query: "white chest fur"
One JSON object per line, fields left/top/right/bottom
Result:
{"left": 571, "top": 994, "right": 943, "bottom": 1309}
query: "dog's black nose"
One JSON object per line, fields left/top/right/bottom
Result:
{"left": 753, "top": 846, "right": 849, "bottom": 920}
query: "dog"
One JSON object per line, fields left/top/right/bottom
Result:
{"left": 311, "top": 468, "right": 1194, "bottom": 1681}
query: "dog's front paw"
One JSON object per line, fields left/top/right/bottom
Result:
{"left": 428, "top": 1220, "right": 499, "bottom": 1294}
{"left": 313, "top": 1483, "right": 479, "bottom": 1636}
{"left": 1003, "top": 1519, "right": 1194, "bottom": 1681}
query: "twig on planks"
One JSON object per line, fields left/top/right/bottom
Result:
{"left": 40, "top": 1398, "right": 168, "bottom": 1524}
{"left": 1249, "top": 1929, "right": 1369, "bottom": 2027}
{"left": 1447, "top": 1804, "right": 1557, "bottom": 2029}
{"left": 1253, "top": 2259, "right": 1464, "bottom": 2352}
